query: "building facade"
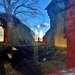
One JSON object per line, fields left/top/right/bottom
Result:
{"left": 0, "top": 13, "right": 34, "bottom": 46}
{"left": 45, "top": 0, "right": 67, "bottom": 48}
{"left": 45, "top": 0, "right": 75, "bottom": 68}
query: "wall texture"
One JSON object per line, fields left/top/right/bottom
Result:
{"left": 46, "top": 0, "right": 75, "bottom": 68}
{"left": 66, "top": 1, "right": 75, "bottom": 68}
{"left": 45, "top": 0, "right": 67, "bottom": 48}
{"left": 0, "top": 13, "right": 34, "bottom": 46}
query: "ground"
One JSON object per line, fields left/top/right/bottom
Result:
{"left": 3, "top": 48, "right": 67, "bottom": 75}
{"left": 38, "top": 57, "right": 66, "bottom": 74}
{"left": 4, "top": 59, "right": 66, "bottom": 75}
{"left": 4, "top": 63, "right": 24, "bottom": 75}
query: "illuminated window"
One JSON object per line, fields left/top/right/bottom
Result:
{"left": 39, "top": 30, "right": 43, "bottom": 42}
{"left": 34, "top": 30, "right": 38, "bottom": 42}
{"left": 0, "top": 18, "right": 7, "bottom": 43}
{"left": 0, "top": 26, "right": 4, "bottom": 42}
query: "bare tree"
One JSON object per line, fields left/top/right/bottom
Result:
{"left": 0, "top": 0, "right": 39, "bottom": 17}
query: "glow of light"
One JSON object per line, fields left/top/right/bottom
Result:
{"left": 39, "top": 30, "right": 43, "bottom": 42}
{"left": 0, "top": 26, "right": 2, "bottom": 29}
{"left": 0, "top": 26, "right": 4, "bottom": 42}
{"left": 35, "top": 30, "right": 38, "bottom": 37}
{"left": 54, "top": 35, "right": 67, "bottom": 47}
{"left": 34, "top": 29, "right": 38, "bottom": 42}
{"left": 39, "top": 30, "right": 43, "bottom": 38}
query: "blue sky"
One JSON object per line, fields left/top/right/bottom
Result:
{"left": 0, "top": 0, "right": 52, "bottom": 36}
{"left": 29, "top": 0, "right": 52, "bottom": 36}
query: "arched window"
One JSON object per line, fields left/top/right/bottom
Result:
{"left": 39, "top": 30, "right": 43, "bottom": 42}
{"left": 0, "top": 26, "right": 4, "bottom": 42}
{"left": 34, "top": 29, "right": 38, "bottom": 42}
{"left": 0, "top": 18, "right": 7, "bottom": 44}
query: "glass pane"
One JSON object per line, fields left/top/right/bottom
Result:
{"left": 0, "top": 26, "right": 4, "bottom": 42}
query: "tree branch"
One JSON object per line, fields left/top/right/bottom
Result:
{"left": 11, "top": 0, "right": 19, "bottom": 12}
{"left": 23, "top": 0, "right": 30, "bottom": 3}
{"left": 12, "top": 0, "right": 19, "bottom": 6}
{"left": 3, "top": 0, "right": 7, "bottom": 13}
{"left": 13, "top": 3, "right": 26, "bottom": 14}
{"left": 14, "top": 3, "right": 38, "bottom": 13}
{"left": 0, "top": 0, "right": 39, "bottom": 18}
{"left": 7, "top": 0, "right": 11, "bottom": 14}
{"left": 0, "top": 3, "right": 4, "bottom": 7}
{"left": 15, "top": 10, "right": 38, "bottom": 15}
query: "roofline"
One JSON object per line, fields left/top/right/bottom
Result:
{"left": 45, "top": 1, "right": 53, "bottom": 10}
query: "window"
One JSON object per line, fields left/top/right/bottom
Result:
{"left": 0, "top": 26, "right": 4, "bottom": 42}
{"left": 34, "top": 30, "right": 38, "bottom": 42}
{"left": 0, "top": 18, "right": 7, "bottom": 43}
{"left": 39, "top": 30, "right": 43, "bottom": 42}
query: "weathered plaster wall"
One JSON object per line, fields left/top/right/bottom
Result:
{"left": 46, "top": 0, "right": 75, "bottom": 68}
{"left": 45, "top": 12, "right": 67, "bottom": 48}
{"left": 54, "top": 11, "right": 67, "bottom": 48}
{"left": 45, "top": 0, "right": 67, "bottom": 48}
{"left": 0, "top": 13, "right": 34, "bottom": 46}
